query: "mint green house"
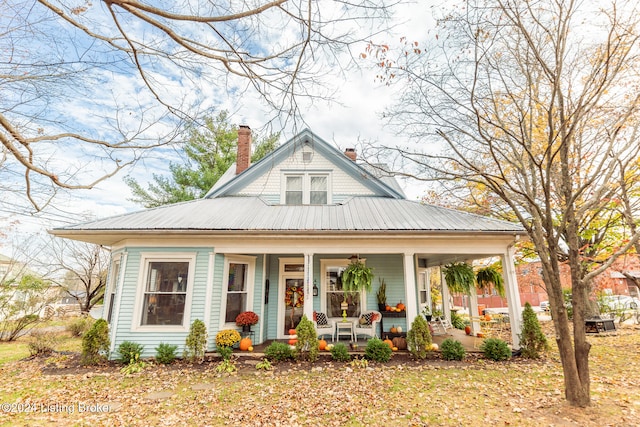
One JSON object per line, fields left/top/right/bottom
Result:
{"left": 51, "top": 127, "right": 526, "bottom": 358}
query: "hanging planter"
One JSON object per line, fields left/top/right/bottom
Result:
{"left": 443, "top": 262, "right": 476, "bottom": 294}
{"left": 340, "top": 256, "right": 373, "bottom": 298}
{"left": 476, "top": 264, "right": 505, "bottom": 297}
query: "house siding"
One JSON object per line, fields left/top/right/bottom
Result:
{"left": 109, "top": 247, "right": 211, "bottom": 359}
{"left": 237, "top": 149, "right": 375, "bottom": 200}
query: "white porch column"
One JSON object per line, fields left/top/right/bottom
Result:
{"left": 109, "top": 251, "right": 128, "bottom": 356}
{"left": 502, "top": 244, "right": 523, "bottom": 349}
{"left": 469, "top": 286, "right": 481, "bottom": 335}
{"left": 441, "top": 268, "right": 451, "bottom": 321}
{"left": 203, "top": 251, "right": 216, "bottom": 347}
{"left": 403, "top": 253, "right": 418, "bottom": 327}
{"left": 303, "top": 253, "right": 314, "bottom": 321}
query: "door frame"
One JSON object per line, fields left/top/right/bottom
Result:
{"left": 277, "top": 257, "right": 305, "bottom": 339}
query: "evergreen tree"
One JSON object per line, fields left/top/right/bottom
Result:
{"left": 125, "top": 111, "right": 279, "bottom": 208}
{"left": 519, "top": 302, "right": 549, "bottom": 359}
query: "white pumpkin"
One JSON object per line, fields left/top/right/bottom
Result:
{"left": 431, "top": 343, "right": 439, "bottom": 351}
{"left": 396, "top": 326, "right": 403, "bottom": 333}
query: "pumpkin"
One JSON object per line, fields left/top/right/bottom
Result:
{"left": 392, "top": 347, "right": 398, "bottom": 351}
{"left": 383, "top": 338, "right": 394, "bottom": 349}
{"left": 484, "top": 314, "right": 492, "bottom": 321}
{"left": 385, "top": 305, "right": 391, "bottom": 311}
{"left": 239, "top": 337, "right": 252, "bottom": 351}
{"left": 248, "top": 346, "right": 254, "bottom": 352}
{"left": 318, "top": 339, "right": 328, "bottom": 351}
{"left": 465, "top": 325, "right": 471, "bottom": 335}
{"left": 326, "top": 344, "right": 334, "bottom": 351}
{"left": 396, "top": 301, "right": 406, "bottom": 311}
{"left": 396, "top": 326, "right": 403, "bottom": 333}
{"left": 288, "top": 338, "right": 298, "bottom": 345}
{"left": 392, "top": 336, "right": 407, "bottom": 350}
{"left": 390, "top": 325, "right": 398, "bottom": 334}
{"left": 476, "top": 332, "right": 484, "bottom": 338}
{"left": 431, "top": 343, "right": 439, "bottom": 351}
{"left": 288, "top": 329, "right": 297, "bottom": 335}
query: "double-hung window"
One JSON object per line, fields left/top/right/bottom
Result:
{"left": 283, "top": 172, "right": 330, "bottom": 205}
{"left": 222, "top": 255, "right": 256, "bottom": 325}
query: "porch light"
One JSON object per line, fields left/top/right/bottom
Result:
{"left": 313, "top": 280, "right": 318, "bottom": 297}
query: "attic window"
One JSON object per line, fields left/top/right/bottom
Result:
{"left": 283, "top": 172, "right": 330, "bottom": 205}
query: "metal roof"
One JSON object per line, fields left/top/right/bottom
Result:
{"left": 53, "top": 196, "right": 525, "bottom": 234}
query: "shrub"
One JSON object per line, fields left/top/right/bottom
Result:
{"left": 519, "top": 302, "right": 549, "bottom": 359}
{"left": 264, "top": 342, "right": 294, "bottom": 362}
{"left": 295, "top": 315, "right": 319, "bottom": 362}
{"left": 406, "top": 315, "right": 432, "bottom": 360}
{"left": 118, "top": 341, "right": 144, "bottom": 365}
{"left": 120, "top": 354, "right": 148, "bottom": 375}
{"left": 330, "top": 343, "right": 351, "bottom": 362}
{"left": 256, "top": 358, "right": 273, "bottom": 371}
{"left": 28, "top": 330, "right": 57, "bottom": 357}
{"left": 480, "top": 338, "right": 511, "bottom": 361}
{"left": 217, "top": 345, "right": 233, "bottom": 361}
{"left": 81, "top": 318, "right": 110, "bottom": 365}
{"left": 440, "top": 338, "right": 465, "bottom": 361}
{"left": 450, "top": 311, "right": 466, "bottom": 330}
{"left": 155, "top": 343, "right": 178, "bottom": 364}
{"left": 364, "top": 337, "right": 393, "bottom": 363}
{"left": 67, "top": 316, "right": 94, "bottom": 337}
{"left": 184, "top": 319, "right": 208, "bottom": 362}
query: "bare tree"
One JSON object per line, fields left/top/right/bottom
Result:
{"left": 1, "top": 0, "right": 395, "bottom": 212}
{"left": 46, "top": 238, "right": 109, "bottom": 314}
{"left": 368, "top": 0, "right": 640, "bottom": 407}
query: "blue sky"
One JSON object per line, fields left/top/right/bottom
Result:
{"left": 0, "top": 1, "right": 438, "bottom": 257}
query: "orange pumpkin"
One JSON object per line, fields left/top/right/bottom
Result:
{"left": 318, "top": 339, "right": 327, "bottom": 351}
{"left": 239, "top": 337, "right": 252, "bottom": 351}
{"left": 392, "top": 337, "right": 407, "bottom": 350}
{"left": 465, "top": 325, "right": 471, "bottom": 335}
{"left": 484, "top": 314, "right": 492, "bottom": 321}
{"left": 476, "top": 332, "right": 484, "bottom": 338}
{"left": 383, "top": 338, "right": 394, "bottom": 349}
{"left": 288, "top": 329, "right": 297, "bottom": 335}
{"left": 288, "top": 338, "right": 298, "bottom": 345}
{"left": 385, "top": 305, "right": 391, "bottom": 312}
{"left": 396, "top": 301, "right": 406, "bottom": 311}
{"left": 390, "top": 325, "right": 398, "bottom": 334}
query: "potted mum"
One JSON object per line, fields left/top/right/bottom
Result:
{"left": 235, "top": 311, "right": 259, "bottom": 333}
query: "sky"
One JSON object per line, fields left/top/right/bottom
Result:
{"left": 0, "top": 1, "right": 439, "bottom": 259}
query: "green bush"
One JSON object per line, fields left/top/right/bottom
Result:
{"left": 264, "top": 342, "right": 294, "bottom": 362}
{"left": 519, "top": 302, "right": 549, "bottom": 359}
{"left": 450, "top": 311, "right": 466, "bottom": 330}
{"left": 184, "top": 319, "right": 208, "bottom": 363}
{"left": 67, "top": 316, "right": 94, "bottom": 337}
{"left": 28, "top": 330, "right": 57, "bottom": 357}
{"left": 81, "top": 318, "right": 110, "bottom": 365}
{"left": 295, "top": 315, "right": 319, "bottom": 362}
{"left": 155, "top": 343, "right": 178, "bottom": 364}
{"left": 217, "top": 345, "right": 233, "bottom": 361}
{"left": 330, "top": 343, "right": 351, "bottom": 362}
{"left": 440, "top": 338, "right": 465, "bottom": 361}
{"left": 364, "top": 337, "right": 393, "bottom": 363}
{"left": 118, "top": 341, "right": 144, "bottom": 365}
{"left": 406, "top": 315, "right": 432, "bottom": 360}
{"left": 480, "top": 338, "right": 511, "bottom": 361}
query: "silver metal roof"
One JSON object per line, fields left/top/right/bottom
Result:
{"left": 53, "top": 196, "right": 525, "bottom": 233}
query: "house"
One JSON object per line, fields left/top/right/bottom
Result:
{"left": 50, "top": 127, "right": 527, "bottom": 358}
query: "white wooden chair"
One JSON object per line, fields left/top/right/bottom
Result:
{"left": 313, "top": 312, "right": 336, "bottom": 342}
{"left": 353, "top": 310, "right": 382, "bottom": 340}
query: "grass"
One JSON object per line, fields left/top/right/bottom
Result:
{"left": 0, "top": 322, "right": 639, "bottom": 426}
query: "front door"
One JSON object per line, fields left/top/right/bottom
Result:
{"left": 278, "top": 259, "right": 305, "bottom": 338}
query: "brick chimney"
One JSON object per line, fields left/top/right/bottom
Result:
{"left": 344, "top": 148, "right": 357, "bottom": 161}
{"left": 236, "top": 125, "right": 251, "bottom": 175}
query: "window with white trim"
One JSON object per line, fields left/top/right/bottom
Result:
{"left": 139, "top": 259, "right": 191, "bottom": 327}
{"left": 321, "top": 260, "right": 362, "bottom": 318}
{"left": 106, "top": 258, "right": 121, "bottom": 323}
{"left": 283, "top": 172, "right": 330, "bottom": 205}
{"left": 222, "top": 255, "right": 256, "bottom": 324}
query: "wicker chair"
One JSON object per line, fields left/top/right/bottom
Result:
{"left": 313, "top": 312, "right": 336, "bottom": 342}
{"left": 353, "top": 310, "right": 382, "bottom": 340}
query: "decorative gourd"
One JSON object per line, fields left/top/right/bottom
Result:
{"left": 431, "top": 343, "right": 439, "bottom": 351}
{"left": 383, "top": 337, "right": 394, "bottom": 349}
{"left": 396, "top": 326, "right": 403, "bottom": 333}
{"left": 392, "top": 336, "right": 407, "bottom": 350}
{"left": 396, "top": 301, "right": 406, "bottom": 311}
{"left": 318, "top": 339, "right": 328, "bottom": 351}
{"left": 392, "top": 346, "right": 398, "bottom": 351}
{"left": 390, "top": 325, "right": 398, "bottom": 334}
{"left": 239, "top": 337, "right": 252, "bottom": 351}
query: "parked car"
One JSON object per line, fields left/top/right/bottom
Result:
{"left": 599, "top": 295, "right": 640, "bottom": 312}
{"left": 540, "top": 301, "right": 550, "bottom": 311}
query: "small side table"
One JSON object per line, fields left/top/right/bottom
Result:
{"left": 335, "top": 321, "right": 355, "bottom": 341}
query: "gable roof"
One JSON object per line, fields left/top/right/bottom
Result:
{"left": 205, "top": 128, "right": 406, "bottom": 200}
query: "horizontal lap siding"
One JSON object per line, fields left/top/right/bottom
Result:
{"left": 366, "top": 254, "right": 408, "bottom": 333}
{"left": 111, "top": 247, "right": 212, "bottom": 359}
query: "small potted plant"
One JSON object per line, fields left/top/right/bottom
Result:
{"left": 376, "top": 278, "right": 387, "bottom": 312}
{"left": 235, "top": 311, "right": 259, "bottom": 333}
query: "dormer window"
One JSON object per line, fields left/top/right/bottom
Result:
{"left": 283, "top": 172, "right": 330, "bottom": 205}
